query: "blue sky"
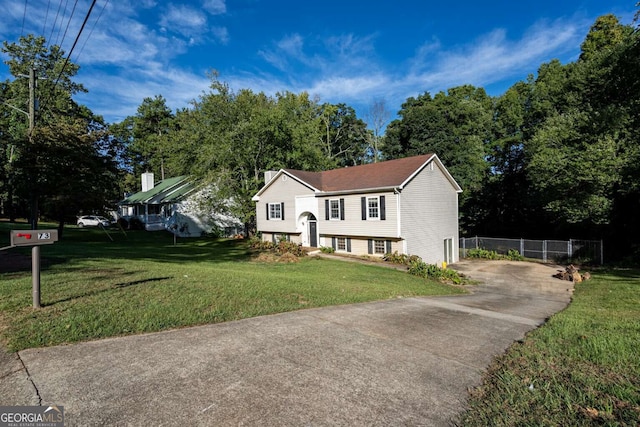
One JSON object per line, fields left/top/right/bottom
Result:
{"left": 0, "top": 0, "right": 636, "bottom": 127}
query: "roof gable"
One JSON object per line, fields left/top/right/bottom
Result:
{"left": 120, "top": 176, "right": 197, "bottom": 205}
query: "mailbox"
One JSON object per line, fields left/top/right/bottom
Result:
{"left": 10, "top": 229, "right": 59, "bottom": 247}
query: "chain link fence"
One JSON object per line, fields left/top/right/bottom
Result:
{"left": 459, "top": 236, "right": 604, "bottom": 264}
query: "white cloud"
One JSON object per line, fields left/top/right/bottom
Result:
{"left": 159, "top": 5, "right": 208, "bottom": 37}
{"left": 258, "top": 34, "right": 304, "bottom": 71}
{"left": 304, "top": 75, "right": 390, "bottom": 99}
{"left": 259, "top": 33, "right": 378, "bottom": 74}
{"left": 75, "top": 64, "right": 211, "bottom": 123}
{"left": 401, "top": 17, "right": 583, "bottom": 95}
{"left": 0, "top": 0, "right": 613, "bottom": 126}
{"left": 211, "top": 26, "right": 230, "bottom": 45}
{"left": 203, "top": 0, "right": 227, "bottom": 15}
{"left": 244, "top": 15, "right": 594, "bottom": 118}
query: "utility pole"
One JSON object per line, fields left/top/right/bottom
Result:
{"left": 28, "top": 67, "right": 41, "bottom": 307}
{"left": 28, "top": 67, "right": 38, "bottom": 230}
{"left": 8, "top": 68, "right": 40, "bottom": 228}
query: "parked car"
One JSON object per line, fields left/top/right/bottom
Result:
{"left": 77, "top": 215, "right": 111, "bottom": 228}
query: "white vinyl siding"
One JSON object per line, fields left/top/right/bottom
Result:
{"left": 256, "top": 174, "right": 314, "bottom": 235}
{"left": 400, "top": 161, "right": 459, "bottom": 264}
{"left": 321, "top": 193, "right": 398, "bottom": 237}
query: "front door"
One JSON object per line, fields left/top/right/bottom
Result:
{"left": 309, "top": 220, "right": 317, "bottom": 247}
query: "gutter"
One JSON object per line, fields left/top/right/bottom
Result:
{"left": 315, "top": 186, "right": 400, "bottom": 197}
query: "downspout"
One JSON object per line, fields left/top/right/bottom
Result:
{"left": 394, "top": 187, "right": 401, "bottom": 239}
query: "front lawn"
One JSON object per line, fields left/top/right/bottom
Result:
{"left": 0, "top": 222, "right": 463, "bottom": 351}
{"left": 461, "top": 268, "right": 640, "bottom": 426}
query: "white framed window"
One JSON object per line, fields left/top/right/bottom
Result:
{"left": 374, "top": 239, "right": 386, "bottom": 254}
{"left": 268, "top": 203, "right": 282, "bottom": 220}
{"left": 330, "top": 199, "right": 340, "bottom": 220}
{"left": 368, "top": 197, "right": 379, "bottom": 219}
{"left": 337, "top": 237, "right": 346, "bottom": 251}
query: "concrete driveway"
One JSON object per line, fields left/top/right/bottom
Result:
{"left": 1, "top": 260, "right": 573, "bottom": 426}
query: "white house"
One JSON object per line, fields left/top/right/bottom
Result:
{"left": 252, "top": 154, "right": 463, "bottom": 265}
{"left": 119, "top": 173, "right": 243, "bottom": 237}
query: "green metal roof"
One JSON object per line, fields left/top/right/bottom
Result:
{"left": 119, "top": 176, "right": 197, "bottom": 205}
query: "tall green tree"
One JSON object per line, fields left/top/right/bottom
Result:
{"left": 119, "top": 95, "right": 175, "bottom": 181}
{"left": 1, "top": 35, "right": 120, "bottom": 232}
{"left": 317, "top": 102, "right": 369, "bottom": 167}
{"left": 579, "top": 14, "right": 634, "bottom": 62}
{"left": 384, "top": 85, "right": 493, "bottom": 231}
{"left": 158, "top": 75, "right": 371, "bottom": 234}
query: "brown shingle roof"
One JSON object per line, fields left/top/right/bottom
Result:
{"left": 284, "top": 154, "right": 436, "bottom": 192}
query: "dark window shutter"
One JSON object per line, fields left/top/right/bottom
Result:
{"left": 281, "top": 202, "right": 285, "bottom": 220}
{"left": 386, "top": 240, "right": 392, "bottom": 254}
{"left": 325, "top": 200, "right": 329, "bottom": 220}
{"left": 368, "top": 239, "right": 373, "bottom": 254}
{"left": 332, "top": 237, "right": 337, "bottom": 250}
{"left": 340, "top": 198, "right": 345, "bottom": 220}
{"left": 361, "top": 197, "right": 367, "bottom": 220}
{"left": 347, "top": 238, "right": 351, "bottom": 252}
{"left": 266, "top": 203, "right": 270, "bottom": 220}
{"left": 380, "top": 196, "right": 386, "bottom": 220}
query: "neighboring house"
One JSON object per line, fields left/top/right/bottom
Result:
{"left": 119, "top": 173, "right": 243, "bottom": 237}
{"left": 252, "top": 154, "right": 463, "bottom": 265}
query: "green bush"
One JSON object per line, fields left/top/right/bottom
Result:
{"left": 384, "top": 251, "right": 422, "bottom": 265}
{"left": 506, "top": 249, "right": 524, "bottom": 261}
{"left": 466, "top": 248, "right": 524, "bottom": 261}
{"left": 408, "top": 259, "right": 464, "bottom": 284}
{"left": 249, "top": 236, "right": 305, "bottom": 257}
{"left": 467, "top": 248, "right": 500, "bottom": 259}
{"left": 319, "top": 246, "right": 335, "bottom": 254}
{"left": 275, "top": 240, "right": 306, "bottom": 257}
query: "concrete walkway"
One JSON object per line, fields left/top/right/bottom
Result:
{"left": 1, "top": 260, "right": 573, "bottom": 426}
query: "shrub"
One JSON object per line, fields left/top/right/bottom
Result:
{"left": 384, "top": 251, "right": 423, "bottom": 266}
{"left": 319, "top": 246, "right": 335, "bottom": 254}
{"left": 275, "top": 240, "right": 306, "bottom": 257}
{"left": 466, "top": 248, "right": 524, "bottom": 261}
{"left": 506, "top": 249, "right": 524, "bottom": 261}
{"left": 467, "top": 248, "right": 500, "bottom": 259}
{"left": 250, "top": 236, "right": 305, "bottom": 257}
{"left": 408, "top": 259, "right": 464, "bottom": 284}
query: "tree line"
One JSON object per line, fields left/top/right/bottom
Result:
{"left": 384, "top": 14, "right": 639, "bottom": 260}
{"left": 1, "top": 12, "right": 638, "bottom": 260}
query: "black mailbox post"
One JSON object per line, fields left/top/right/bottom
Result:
{"left": 9, "top": 229, "right": 58, "bottom": 308}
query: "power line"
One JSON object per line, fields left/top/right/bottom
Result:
{"left": 20, "top": 0, "right": 28, "bottom": 37}
{"left": 74, "top": 0, "right": 109, "bottom": 64}
{"left": 48, "top": 0, "right": 67, "bottom": 51}
{"left": 50, "top": 0, "right": 98, "bottom": 89}
{"left": 56, "top": 0, "right": 79, "bottom": 50}
{"left": 42, "top": 0, "right": 52, "bottom": 37}
{"left": 37, "top": 0, "right": 99, "bottom": 121}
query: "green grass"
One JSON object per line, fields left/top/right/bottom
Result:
{"left": 0, "top": 221, "right": 463, "bottom": 351}
{"left": 461, "top": 268, "right": 640, "bottom": 426}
